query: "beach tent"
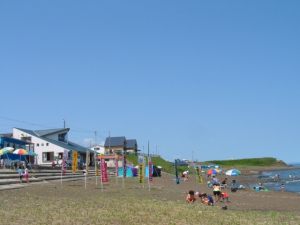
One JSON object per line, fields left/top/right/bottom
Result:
{"left": 225, "top": 169, "right": 241, "bottom": 176}
{"left": 118, "top": 166, "right": 137, "bottom": 177}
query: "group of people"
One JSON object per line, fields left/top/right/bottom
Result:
{"left": 186, "top": 189, "right": 230, "bottom": 206}
{"left": 17, "top": 165, "right": 29, "bottom": 183}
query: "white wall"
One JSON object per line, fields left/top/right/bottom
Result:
{"left": 13, "top": 128, "right": 66, "bottom": 165}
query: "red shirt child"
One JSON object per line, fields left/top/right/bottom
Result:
{"left": 186, "top": 190, "right": 196, "bottom": 203}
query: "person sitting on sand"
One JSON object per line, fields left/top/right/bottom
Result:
{"left": 182, "top": 171, "right": 189, "bottom": 181}
{"left": 199, "top": 193, "right": 214, "bottom": 206}
{"left": 186, "top": 190, "right": 196, "bottom": 203}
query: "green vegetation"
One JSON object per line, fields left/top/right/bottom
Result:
{"left": 126, "top": 154, "right": 188, "bottom": 174}
{"left": 206, "top": 157, "right": 286, "bottom": 167}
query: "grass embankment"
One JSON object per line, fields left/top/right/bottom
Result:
{"left": 205, "top": 157, "right": 287, "bottom": 169}
{"left": 126, "top": 154, "right": 188, "bottom": 174}
{"left": 206, "top": 157, "right": 286, "bottom": 166}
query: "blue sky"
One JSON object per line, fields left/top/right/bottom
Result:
{"left": 0, "top": 1, "right": 299, "bottom": 163}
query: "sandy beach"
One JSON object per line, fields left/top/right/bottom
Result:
{"left": 1, "top": 169, "right": 300, "bottom": 225}
{"left": 156, "top": 172, "right": 300, "bottom": 213}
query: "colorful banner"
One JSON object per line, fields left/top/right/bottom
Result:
{"left": 175, "top": 159, "right": 180, "bottom": 184}
{"left": 196, "top": 166, "right": 203, "bottom": 184}
{"left": 139, "top": 164, "right": 144, "bottom": 183}
{"left": 86, "top": 151, "right": 90, "bottom": 174}
{"left": 72, "top": 151, "right": 78, "bottom": 173}
{"left": 148, "top": 156, "right": 153, "bottom": 182}
{"left": 138, "top": 155, "right": 145, "bottom": 183}
{"left": 115, "top": 157, "right": 119, "bottom": 177}
{"left": 101, "top": 158, "right": 108, "bottom": 183}
{"left": 123, "top": 154, "right": 127, "bottom": 178}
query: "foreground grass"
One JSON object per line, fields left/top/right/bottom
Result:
{"left": 0, "top": 178, "right": 299, "bottom": 225}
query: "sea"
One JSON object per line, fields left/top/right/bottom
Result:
{"left": 259, "top": 163, "right": 300, "bottom": 194}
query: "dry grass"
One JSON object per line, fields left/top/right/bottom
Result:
{"left": 0, "top": 177, "right": 299, "bottom": 225}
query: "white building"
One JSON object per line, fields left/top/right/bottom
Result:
{"left": 13, "top": 127, "right": 92, "bottom": 165}
{"left": 90, "top": 145, "right": 105, "bottom": 155}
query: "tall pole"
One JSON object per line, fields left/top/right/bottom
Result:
{"left": 94, "top": 131, "right": 98, "bottom": 186}
{"left": 147, "top": 140, "right": 151, "bottom": 191}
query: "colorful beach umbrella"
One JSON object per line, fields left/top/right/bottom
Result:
{"left": 0, "top": 147, "right": 14, "bottom": 155}
{"left": 207, "top": 169, "right": 218, "bottom": 175}
{"left": 13, "top": 149, "right": 28, "bottom": 155}
{"left": 27, "top": 150, "right": 37, "bottom": 156}
{"left": 225, "top": 169, "right": 241, "bottom": 176}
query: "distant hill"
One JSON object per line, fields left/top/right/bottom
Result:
{"left": 205, "top": 157, "right": 287, "bottom": 167}
{"left": 126, "top": 154, "right": 188, "bottom": 174}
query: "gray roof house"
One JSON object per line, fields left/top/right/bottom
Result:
{"left": 104, "top": 136, "right": 138, "bottom": 154}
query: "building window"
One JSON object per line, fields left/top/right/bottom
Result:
{"left": 46, "top": 143, "right": 49, "bottom": 146}
{"left": 37, "top": 144, "right": 39, "bottom": 147}
{"left": 58, "top": 133, "right": 67, "bottom": 142}
{"left": 58, "top": 152, "right": 63, "bottom": 159}
{"left": 42, "top": 152, "right": 54, "bottom": 162}
{"left": 21, "top": 136, "right": 32, "bottom": 143}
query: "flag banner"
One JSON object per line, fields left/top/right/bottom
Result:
{"left": 138, "top": 155, "right": 145, "bottom": 164}
{"left": 62, "top": 149, "right": 68, "bottom": 175}
{"left": 138, "top": 155, "right": 145, "bottom": 183}
{"left": 123, "top": 154, "right": 127, "bottom": 178}
{"left": 72, "top": 151, "right": 78, "bottom": 173}
{"left": 175, "top": 159, "right": 180, "bottom": 184}
{"left": 86, "top": 151, "right": 90, "bottom": 174}
{"left": 96, "top": 158, "right": 99, "bottom": 176}
{"left": 148, "top": 156, "right": 153, "bottom": 182}
{"left": 115, "top": 157, "right": 119, "bottom": 177}
{"left": 139, "top": 163, "right": 144, "bottom": 183}
{"left": 196, "top": 166, "right": 203, "bottom": 184}
{"left": 101, "top": 158, "right": 108, "bottom": 183}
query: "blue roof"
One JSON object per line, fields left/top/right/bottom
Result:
{"left": 35, "top": 128, "right": 70, "bottom": 137}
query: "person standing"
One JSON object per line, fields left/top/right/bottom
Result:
{"left": 17, "top": 166, "right": 23, "bottom": 183}
{"left": 280, "top": 183, "right": 285, "bottom": 192}
{"left": 24, "top": 167, "right": 29, "bottom": 183}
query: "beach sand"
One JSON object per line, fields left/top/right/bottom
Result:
{"left": 0, "top": 168, "right": 299, "bottom": 220}
{"left": 151, "top": 171, "right": 300, "bottom": 214}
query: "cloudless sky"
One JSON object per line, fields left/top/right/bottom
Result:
{"left": 0, "top": 1, "right": 299, "bottom": 163}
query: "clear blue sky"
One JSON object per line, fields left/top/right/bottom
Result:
{"left": 0, "top": 1, "right": 299, "bottom": 163}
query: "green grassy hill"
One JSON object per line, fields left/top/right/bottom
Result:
{"left": 126, "top": 154, "right": 188, "bottom": 174}
{"left": 205, "top": 157, "right": 287, "bottom": 167}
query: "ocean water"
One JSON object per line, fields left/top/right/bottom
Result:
{"left": 260, "top": 165, "right": 300, "bottom": 194}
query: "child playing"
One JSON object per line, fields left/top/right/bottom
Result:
{"left": 199, "top": 193, "right": 214, "bottom": 206}
{"left": 186, "top": 190, "right": 196, "bottom": 203}
{"left": 17, "top": 166, "right": 23, "bottom": 183}
{"left": 24, "top": 167, "right": 29, "bottom": 183}
{"left": 220, "top": 192, "right": 230, "bottom": 202}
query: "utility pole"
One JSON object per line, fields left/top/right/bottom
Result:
{"left": 94, "top": 131, "right": 98, "bottom": 186}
